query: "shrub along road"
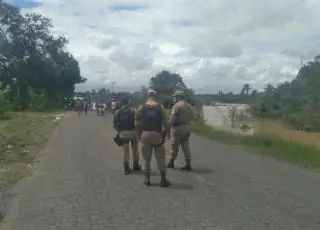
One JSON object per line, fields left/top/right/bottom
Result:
{"left": 1, "top": 112, "right": 320, "bottom": 230}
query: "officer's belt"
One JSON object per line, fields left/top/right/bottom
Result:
{"left": 148, "top": 130, "right": 166, "bottom": 148}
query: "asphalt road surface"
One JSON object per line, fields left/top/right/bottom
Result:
{"left": 1, "top": 112, "right": 320, "bottom": 230}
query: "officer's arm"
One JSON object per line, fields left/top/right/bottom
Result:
{"left": 169, "top": 105, "right": 179, "bottom": 126}
{"left": 160, "top": 106, "right": 171, "bottom": 136}
{"left": 191, "top": 105, "right": 197, "bottom": 121}
{"left": 113, "top": 111, "right": 120, "bottom": 131}
{"left": 135, "top": 106, "right": 143, "bottom": 138}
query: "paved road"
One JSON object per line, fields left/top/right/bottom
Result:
{"left": 1, "top": 112, "right": 320, "bottom": 230}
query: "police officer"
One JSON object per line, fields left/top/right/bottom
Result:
{"left": 166, "top": 90, "right": 194, "bottom": 171}
{"left": 113, "top": 96, "right": 141, "bottom": 175}
{"left": 135, "top": 89, "right": 171, "bottom": 187}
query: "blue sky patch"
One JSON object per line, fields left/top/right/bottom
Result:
{"left": 109, "top": 4, "right": 148, "bottom": 12}
{"left": 10, "top": 0, "right": 43, "bottom": 9}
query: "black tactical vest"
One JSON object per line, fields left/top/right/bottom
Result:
{"left": 117, "top": 107, "right": 135, "bottom": 131}
{"left": 140, "top": 104, "right": 163, "bottom": 132}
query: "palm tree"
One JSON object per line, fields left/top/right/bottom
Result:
{"left": 241, "top": 83, "right": 251, "bottom": 95}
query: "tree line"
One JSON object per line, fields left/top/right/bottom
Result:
{"left": 196, "top": 83, "right": 259, "bottom": 105}
{"left": 77, "top": 70, "right": 200, "bottom": 109}
{"left": 0, "top": 0, "right": 86, "bottom": 117}
{"left": 251, "top": 55, "right": 320, "bottom": 132}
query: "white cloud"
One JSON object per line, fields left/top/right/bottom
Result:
{"left": 18, "top": 0, "right": 320, "bottom": 93}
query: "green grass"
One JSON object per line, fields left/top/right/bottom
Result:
{"left": 191, "top": 121, "right": 320, "bottom": 171}
{"left": 0, "top": 112, "right": 60, "bottom": 186}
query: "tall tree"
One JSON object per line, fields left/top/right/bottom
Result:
{"left": 251, "top": 55, "right": 320, "bottom": 131}
{"left": 149, "top": 70, "right": 188, "bottom": 95}
{"left": 0, "top": 1, "right": 86, "bottom": 109}
{"left": 241, "top": 83, "right": 251, "bottom": 95}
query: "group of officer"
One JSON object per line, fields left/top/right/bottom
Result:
{"left": 113, "top": 88, "right": 194, "bottom": 187}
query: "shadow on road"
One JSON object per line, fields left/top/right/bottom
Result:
{"left": 170, "top": 167, "right": 215, "bottom": 175}
{"left": 192, "top": 167, "right": 215, "bottom": 174}
{"left": 168, "top": 183, "right": 194, "bottom": 190}
{"left": 151, "top": 182, "right": 194, "bottom": 191}
{"left": 134, "top": 171, "right": 160, "bottom": 176}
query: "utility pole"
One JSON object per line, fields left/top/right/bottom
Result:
{"left": 300, "top": 56, "right": 304, "bottom": 67}
{"left": 111, "top": 81, "right": 115, "bottom": 93}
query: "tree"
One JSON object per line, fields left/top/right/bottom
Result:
{"left": 149, "top": 70, "right": 199, "bottom": 108}
{"left": 0, "top": 1, "right": 86, "bottom": 110}
{"left": 241, "top": 83, "right": 251, "bottom": 95}
{"left": 250, "top": 54, "right": 320, "bottom": 131}
{"left": 251, "top": 90, "right": 258, "bottom": 96}
{"left": 149, "top": 70, "right": 188, "bottom": 95}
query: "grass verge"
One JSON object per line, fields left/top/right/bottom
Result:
{"left": 0, "top": 112, "right": 61, "bottom": 187}
{"left": 191, "top": 121, "right": 320, "bottom": 171}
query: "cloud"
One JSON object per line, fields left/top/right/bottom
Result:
{"left": 108, "top": 4, "right": 148, "bottom": 12}
{"left": 8, "top": 0, "right": 320, "bottom": 93}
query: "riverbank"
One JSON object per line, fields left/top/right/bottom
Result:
{"left": 192, "top": 121, "right": 320, "bottom": 171}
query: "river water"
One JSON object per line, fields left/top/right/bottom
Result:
{"left": 202, "top": 104, "right": 254, "bottom": 134}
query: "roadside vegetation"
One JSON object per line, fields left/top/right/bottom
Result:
{"left": 0, "top": 112, "right": 60, "bottom": 186}
{"left": 0, "top": 1, "right": 85, "bottom": 186}
{"left": 191, "top": 121, "right": 320, "bottom": 171}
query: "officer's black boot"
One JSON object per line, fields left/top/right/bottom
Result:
{"left": 132, "top": 161, "right": 141, "bottom": 171}
{"left": 166, "top": 159, "right": 175, "bottom": 168}
{"left": 160, "top": 172, "right": 171, "bottom": 187}
{"left": 124, "top": 163, "right": 132, "bottom": 175}
{"left": 180, "top": 159, "right": 192, "bottom": 171}
{"left": 143, "top": 170, "right": 151, "bottom": 187}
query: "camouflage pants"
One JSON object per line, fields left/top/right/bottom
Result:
{"left": 140, "top": 132, "right": 166, "bottom": 173}
{"left": 169, "top": 127, "right": 191, "bottom": 161}
{"left": 119, "top": 131, "right": 139, "bottom": 164}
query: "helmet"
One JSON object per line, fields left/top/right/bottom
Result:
{"left": 172, "top": 90, "right": 184, "bottom": 97}
{"left": 147, "top": 88, "right": 157, "bottom": 97}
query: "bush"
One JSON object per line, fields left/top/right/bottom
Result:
{"left": 0, "top": 89, "right": 12, "bottom": 120}
{"left": 28, "top": 87, "right": 46, "bottom": 112}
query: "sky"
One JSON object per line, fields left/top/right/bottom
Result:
{"left": 5, "top": 0, "right": 320, "bottom": 93}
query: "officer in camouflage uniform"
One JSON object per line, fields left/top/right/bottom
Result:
{"left": 166, "top": 90, "right": 194, "bottom": 171}
{"left": 135, "top": 89, "right": 171, "bottom": 187}
{"left": 113, "top": 96, "right": 141, "bottom": 175}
